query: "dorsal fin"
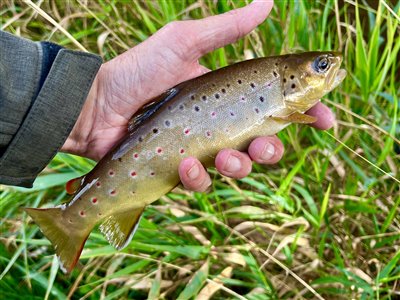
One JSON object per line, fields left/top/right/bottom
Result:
{"left": 128, "top": 87, "right": 179, "bottom": 132}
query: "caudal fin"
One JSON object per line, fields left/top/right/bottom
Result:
{"left": 24, "top": 207, "right": 90, "bottom": 273}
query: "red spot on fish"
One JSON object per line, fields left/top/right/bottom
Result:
{"left": 96, "top": 181, "right": 101, "bottom": 187}
{"left": 211, "top": 111, "right": 216, "bottom": 117}
{"left": 240, "top": 96, "right": 246, "bottom": 102}
{"left": 79, "top": 211, "right": 85, "bottom": 217}
{"left": 130, "top": 171, "right": 137, "bottom": 177}
{"left": 206, "top": 131, "right": 212, "bottom": 137}
{"left": 108, "top": 170, "right": 115, "bottom": 177}
{"left": 133, "top": 153, "right": 139, "bottom": 159}
{"left": 150, "top": 171, "right": 155, "bottom": 176}
{"left": 255, "top": 108, "right": 260, "bottom": 113}
{"left": 180, "top": 148, "right": 185, "bottom": 154}
{"left": 91, "top": 197, "right": 98, "bottom": 204}
{"left": 157, "top": 147, "right": 163, "bottom": 154}
{"left": 109, "top": 189, "right": 117, "bottom": 196}
{"left": 184, "top": 128, "right": 190, "bottom": 135}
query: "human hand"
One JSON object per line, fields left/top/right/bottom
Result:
{"left": 61, "top": 0, "right": 335, "bottom": 192}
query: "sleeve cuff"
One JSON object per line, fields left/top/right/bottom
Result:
{"left": 0, "top": 49, "right": 102, "bottom": 187}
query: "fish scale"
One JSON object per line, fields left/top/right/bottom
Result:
{"left": 24, "top": 52, "right": 346, "bottom": 272}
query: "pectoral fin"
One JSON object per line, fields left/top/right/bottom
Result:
{"left": 273, "top": 112, "right": 317, "bottom": 124}
{"left": 99, "top": 207, "right": 145, "bottom": 250}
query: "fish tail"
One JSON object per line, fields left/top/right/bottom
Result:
{"left": 24, "top": 207, "right": 91, "bottom": 273}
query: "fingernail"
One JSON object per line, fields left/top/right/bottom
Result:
{"left": 225, "top": 155, "right": 242, "bottom": 173}
{"left": 261, "top": 143, "right": 275, "bottom": 161}
{"left": 187, "top": 163, "right": 200, "bottom": 180}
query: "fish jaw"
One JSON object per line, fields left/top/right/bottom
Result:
{"left": 329, "top": 68, "right": 347, "bottom": 91}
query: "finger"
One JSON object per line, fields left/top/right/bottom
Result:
{"left": 178, "top": 157, "right": 212, "bottom": 192}
{"left": 162, "top": 1, "right": 273, "bottom": 61}
{"left": 215, "top": 149, "right": 253, "bottom": 179}
{"left": 306, "top": 102, "right": 335, "bottom": 130}
{"left": 248, "top": 136, "right": 284, "bottom": 164}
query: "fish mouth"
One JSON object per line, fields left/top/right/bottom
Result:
{"left": 332, "top": 68, "right": 347, "bottom": 89}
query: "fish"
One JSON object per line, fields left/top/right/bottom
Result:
{"left": 24, "top": 51, "right": 346, "bottom": 272}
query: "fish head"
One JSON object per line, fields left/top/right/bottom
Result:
{"left": 281, "top": 51, "right": 346, "bottom": 111}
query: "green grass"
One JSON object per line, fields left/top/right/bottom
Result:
{"left": 1, "top": 0, "right": 399, "bottom": 299}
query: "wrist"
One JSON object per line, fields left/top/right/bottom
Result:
{"left": 60, "top": 72, "right": 99, "bottom": 158}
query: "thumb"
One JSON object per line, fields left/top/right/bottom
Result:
{"left": 157, "top": 1, "right": 274, "bottom": 61}
{"left": 190, "top": 0, "right": 273, "bottom": 58}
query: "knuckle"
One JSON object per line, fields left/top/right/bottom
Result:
{"left": 162, "top": 21, "right": 182, "bottom": 34}
{"left": 160, "top": 20, "right": 197, "bottom": 60}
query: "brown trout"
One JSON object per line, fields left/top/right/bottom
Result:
{"left": 25, "top": 52, "right": 346, "bottom": 272}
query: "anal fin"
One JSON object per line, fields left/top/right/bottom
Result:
{"left": 99, "top": 207, "right": 145, "bottom": 250}
{"left": 273, "top": 112, "right": 317, "bottom": 124}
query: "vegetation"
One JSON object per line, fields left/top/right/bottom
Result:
{"left": 1, "top": 0, "right": 399, "bottom": 299}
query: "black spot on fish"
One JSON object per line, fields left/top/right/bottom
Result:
{"left": 237, "top": 79, "right": 242, "bottom": 84}
{"left": 118, "top": 158, "right": 122, "bottom": 162}
{"left": 283, "top": 78, "right": 287, "bottom": 83}
{"left": 254, "top": 108, "right": 260, "bottom": 113}
{"left": 254, "top": 70, "right": 258, "bottom": 73}
{"left": 250, "top": 83, "right": 255, "bottom": 88}
{"left": 226, "top": 83, "right": 231, "bottom": 88}
{"left": 291, "top": 84, "right": 296, "bottom": 89}
{"left": 284, "top": 65, "right": 288, "bottom": 69}
{"left": 215, "top": 93, "right": 220, "bottom": 99}
{"left": 212, "top": 83, "right": 216, "bottom": 87}
{"left": 273, "top": 71, "right": 278, "bottom": 77}
{"left": 138, "top": 136, "right": 143, "bottom": 142}
{"left": 153, "top": 128, "right": 159, "bottom": 134}
{"left": 179, "top": 104, "right": 184, "bottom": 110}
{"left": 230, "top": 112, "right": 235, "bottom": 117}
{"left": 221, "top": 88, "right": 226, "bottom": 93}
{"left": 194, "top": 106, "right": 200, "bottom": 112}
{"left": 283, "top": 91, "right": 286, "bottom": 96}
{"left": 259, "top": 96, "right": 264, "bottom": 102}
{"left": 202, "top": 95, "right": 207, "bottom": 101}
{"left": 290, "top": 75, "right": 295, "bottom": 79}
{"left": 275, "top": 62, "right": 278, "bottom": 66}
{"left": 191, "top": 95, "right": 195, "bottom": 100}
{"left": 165, "top": 120, "right": 171, "bottom": 127}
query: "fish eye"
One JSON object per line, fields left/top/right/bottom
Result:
{"left": 313, "top": 56, "right": 331, "bottom": 73}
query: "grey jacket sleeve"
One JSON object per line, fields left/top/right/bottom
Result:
{"left": 0, "top": 31, "right": 102, "bottom": 187}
